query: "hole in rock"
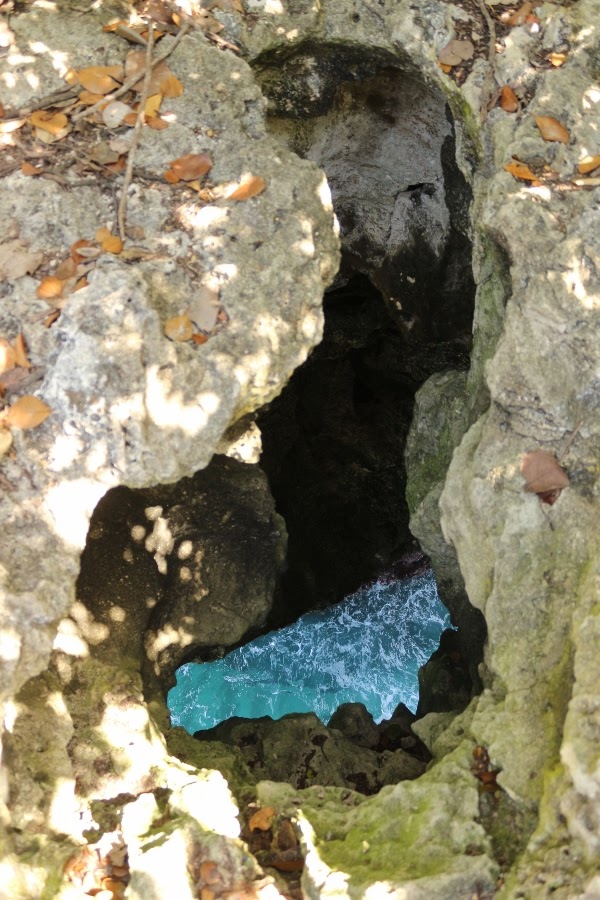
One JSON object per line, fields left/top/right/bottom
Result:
{"left": 168, "top": 569, "right": 452, "bottom": 734}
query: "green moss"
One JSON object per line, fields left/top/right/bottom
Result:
{"left": 165, "top": 727, "right": 256, "bottom": 804}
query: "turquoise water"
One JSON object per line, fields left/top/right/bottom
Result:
{"left": 168, "top": 570, "right": 451, "bottom": 734}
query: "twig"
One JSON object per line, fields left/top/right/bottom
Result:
{"left": 476, "top": 0, "right": 497, "bottom": 122}
{"left": 71, "top": 23, "right": 190, "bottom": 124}
{"left": 117, "top": 23, "right": 155, "bottom": 243}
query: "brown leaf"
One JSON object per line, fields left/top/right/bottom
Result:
{"left": 43, "top": 309, "right": 61, "bottom": 328}
{"left": 248, "top": 807, "right": 275, "bottom": 832}
{"left": 96, "top": 227, "right": 123, "bottom": 254}
{"left": 548, "top": 51, "right": 568, "bottom": 67}
{"left": 521, "top": 450, "right": 569, "bottom": 498}
{"left": 13, "top": 333, "right": 30, "bottom": 369}
{"left": 438, "top": 39, "right": 475, "bottom": 67}
{"left": 70, "top": 239, "right": 96, "bottom": 263}
{"left": 192, "top": 332, "right": 208, "bottom": 345}
{"left": 161, "top": 74, "right": 184, "bottom": 98}
{"left": 125, "top": 51, "right": 175, "bottom": 96}
{"left": 0, "top": 239, "right": 43, "bottom": 281}
{"left": 535, "top": 115, "right": 570, "bottom": 144}
{"left": 499, "top": 86, "right": 519, "bottom": 113}
{"left": 36, "top": 276, "right": 65, "bottom": 300}
{"left": 164, "top": 168, "right": 180, "bottom": 184}
{"left": 144, "top": 93, "right": 163, "bottom": 118}
{"left": 503, "top": 160, "right": 539, "bottom": 182}
{"left": 78, "top": 90, "right": 107, "bottom": 106}
{"left": 169, "top": 153, "right": 213, "bottom": 181}
{"left": 0, "top": 338, "right": 16, "bottom": 375}
{"left": 147, "top": 116, "right": 169, "bottom": 131}
{"left": 4, "top": 395, "right": 52, "bottom": 429}
{"left": 76, "top": 65, "right": 123, "bottom": 95}
{"left": 164, "top": 314, "right": 194, "bottom": 342}
{"left": 28, "top": 110, "right": 69, "bottom": 136}
{"left": 502, "top": 1, "right": 533, "bottom": 25}
{"left": 226, "top": 174, "right": 266, "bottom": 201}
{"left": 21, "top": 161, "right": 43, "bottom": 176}
{"left": 577, "top": 155, "right": 600, "bottom": 175}
{"left": 55, "top": 257, "right": 77, "bottom": 280}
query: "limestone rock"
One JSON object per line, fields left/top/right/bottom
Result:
{"left": 327, "top": 702, "right": 379, "bottom": 749}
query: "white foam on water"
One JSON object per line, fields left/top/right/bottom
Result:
{"left": 168, "top": 570, "right": 451, "bottom": 734}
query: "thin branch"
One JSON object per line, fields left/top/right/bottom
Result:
{"left": 71, "top": 23, "right": 190, "bottom": 124}
{"left": 117, "top": 23, "right": 155, "bottom": 243}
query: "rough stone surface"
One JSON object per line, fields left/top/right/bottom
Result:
{"left": 2, "top": 0, "right": 600, "bottom": 896}
{"left": 327, "top": 703, "right": 379, "bottom": 750}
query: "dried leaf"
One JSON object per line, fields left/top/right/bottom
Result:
{"left": 164, "top": 314, "right": 194, "bottom": 342}
{"left": 125, "top": 51, "right": 175, "bottom": 96}
{"left": 21, "top": 161, "right": 43, "bottom": 176}
{"left": 104, "top": 155, "right": 127, "bottom": 172}
{"left": 0, "top": 338, "right": 16, "bottom": 375}
{"left": 34, "top": 124, "right": 71, "bottom": 144}
{"left": 71, "top": 239, "right": 96, "bottom": 263}
{"left": 43, "top": 309, "right": 61, "bottom": 328}
{"left": 36, "top": 275, "right": 65, "bottom": 300}
{"left": 119, "top": 246, "right": 155, "bottom": 261}
{"left": 499, "top": 86, "right": 519, "bottom": 112}
{"left": 161, "top": 74, "right": 184, "bottom": 98}
{"left": 577, "top": 155, "right": 600, "bottom": 175}
{"left": 548, "top": 51, "right": 567, "bottom": 67}
{"left": 76, "top": 65, "right": 123, "bottom": 95}
{"left": 535, "top": 115, "right": 570, "bottom": 143}
{"left": 0, "top": 427, "right": 13, "bottom": 459}
{"left": 248, "top": 806, "right": 275, "bottom": 832}
{"left": 144, "top": 93, "right": 163, "bottom": 118}
{"left": 502, "top": 1, "right": 533, "bottom": 25}
{"left": 78, "top": 90, "right": 106, "bottom": 106}
{"left": 0, "top": 118, "right": 25, "bottom": 134}
{"left": 192, "top": 332, "right": 208, "bottom": 345}
{"left": 0, "top": 239, "right": 43, "bottom": 281}
{"left": 503, "top": 159, "right": 539, "bottom": 182}
{"left": 226, "top": 174, "right": 266, "bottom": 201}
{"left": 4, "top": 395, "right": 52, "bottom": 429}
{"left": 123, "top": 112, "right": 138, "bottom": 127}
{"left": 102, "top": 101, "right": 133, "bottom": 129}
{"left": 164, "top": 168, "right": 180, "bottom": 184}
{"left": 438, "top": 39, "right": 475, "bottom": 67}
{"left": 74, "top": 276, "right": 88, "bottom": 292}
{"left": 55, "top": 257, "right": 77, "bottom": 280}
{"left": 521, "top": 449, "right": 569, "bottom": 497}
{"left": 170, "top": 153, "right": 213, "bottom": 181}
{"left": 29, "top": 109, "right": 69, "bottom": 136}
{"left": 13, "top": 333, "right": 30, "bottom": 369}
{"left": 146, "top": 116, "right": 169, "bottom": 131}
{"left": 96, "top": 227, "right": 123, "bottom": 254}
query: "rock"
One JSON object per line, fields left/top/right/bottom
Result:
{"left": 195, "top": 712, "right": 426, "bottom": 793}
{"left": 416, "top": 628, "right": 472, "bottom": 718}
{"left": 327, "top": 702, "right": 379, "bottom": 749}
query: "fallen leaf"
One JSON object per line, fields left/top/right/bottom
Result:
{"left": 21, "top": 161, "right": 43, "bottom": 176}
{"left": 548, "top": 51, "right": 568, "bottom": 67}
{"left": 502, "top": 1, "right": 533, "bottom": 25}
{"left": 163, "top": 168, "right": 180, "bottom": 184}
{"left": 13, "top": 333, "right": 31, "bottom": 369}
{"left": 78, "top": 90, "right": 107, "bottom": 106}
{"left": 169, "top": 153, "right": 213, "bottom": 181}
{"left": 119, "top": 246, "right": 155, "bottom": 261}
{"left": 192, "top": 332, "right": 208, "bottom": 344}
{"left": 577, "top": 155, "right": 600, "bottom": 175}
{"left": 499, "top": 86, "right": 519, "bottom": 112}
{"left": 36, "top": 275, "right": 65, "bottom": 300}
{"left": 248, "top": 807, "right": 275, "bottom": 832}
{"left": 104, "top": 155, "right": 127, "bottom": 172}
{"left": 438, "top": 39, "right": 474, "bottom": 67}
{"left": 102, "top": 101, "right": 134, "bottom": 129}
{"left": 123, "top": 112, "right": 138, "bottom": 127}
{"left": 535, "top": 115, "right": 570, "bottom": 143}
{"left": 226, "top": 174, "right": 266, "bottom": 201}
{"left": 521, "top": 449, "right": 569, "bottom": 498}
{"left": 147, "top": 116, "right": 169, "bottom": 131}
{"left": 76, "top": 65, "right": 123, "bottom": 95}
{"left": 144, "top": 93, "right": 163, "bottom": 118}
{"left": 96, "top": 227, "right": 123, "bottom": 254}
{"left": 0, "top": 338, "right": 16, "bottom": 375}
{"left": 0, "top": 239, "right": 43, "bottom": 281}
{"left": 43, "top": 309, "right": 61, "bottom": 328}
{"left": 4, "top": 395, "right": 52, "bottom": 429}
{"left": 164, "top": 314, "right": 194, "bottom": 342}
{"left": 0, "top": 427, "right": 13, "bottom": 459}
{"left": 55, "top": 257, "right": 77, "bottom": 280}
{"left": 0, "top": 118, "right": 25, "bottom": 134}
{"left": 200, "top": 890, "right": 215, "bottom": 900}
{"left": 161, "top": 74, "right": 184, "bottom": 98}
{"left": 125, "top": 51, "right": 176, "bottom": 96}
{"left": 503, "top": 159, "right": 539, "bottom": 182}
{"left": 71, "top": 239, "right": 97, "bottom": 263}
{"left": 28, "top": 110, "right": 69, "bottom": 136}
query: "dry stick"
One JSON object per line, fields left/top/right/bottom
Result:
{"left": 71, "top": 22, "right": 190, "bottom": 124}
{"left": 117, "top": 24, "right": 155, "bottom": 243}
{"left": 476, "top": 0, "right": 497, "bottom": 122}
